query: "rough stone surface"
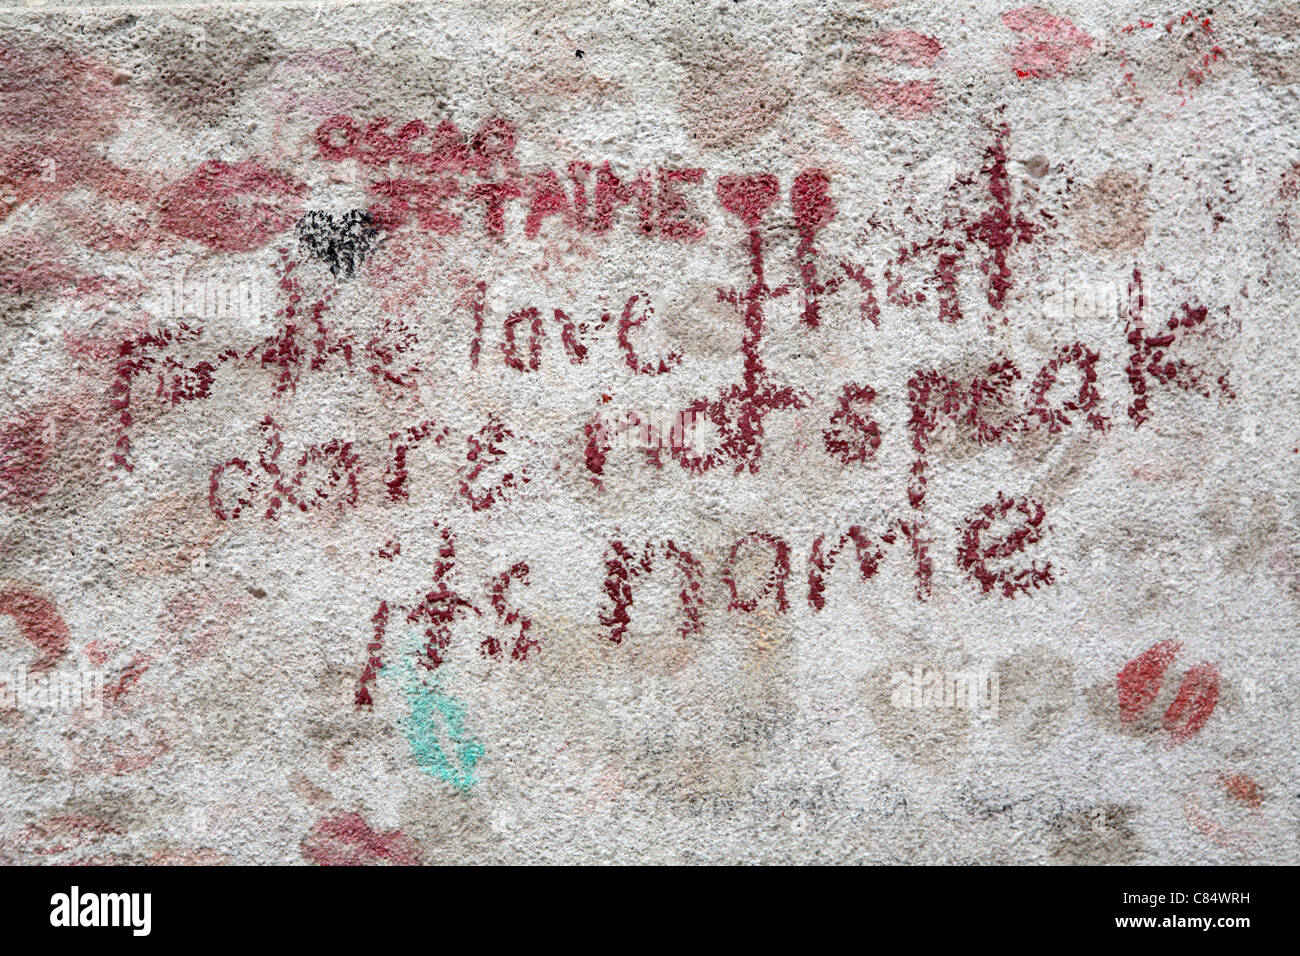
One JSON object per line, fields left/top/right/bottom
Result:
{"left": 0, "top": 0, "right": 1296, "bottom": 864}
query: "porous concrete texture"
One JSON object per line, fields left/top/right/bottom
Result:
{"left": 0, "top": 0, "right": 1296, "bottom": 864}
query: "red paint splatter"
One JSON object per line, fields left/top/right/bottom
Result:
{"left": 1115, "top": 12, "right": 1224, "bottom": 106}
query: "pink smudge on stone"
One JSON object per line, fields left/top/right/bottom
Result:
{"left": 0, "top": 232, "right": 78, "bottom": 297}
{"left": 0, "top": 42, "right": 125, "bottom": 148}
{"left": 266, "top": 47, "right": 370, "bottom": 118}
{"left": 865, "top": 30, "right": 944, "bottom": 67}
{"left": 858, "top": 79, "right": 939, "bottom": 119}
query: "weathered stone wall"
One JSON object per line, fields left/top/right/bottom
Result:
{"left": 0, "top": 0, "right": 1295, "bottom": 863}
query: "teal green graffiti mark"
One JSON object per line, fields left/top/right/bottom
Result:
{"left": 393, "top": 630, "right": 484, "bottom": 793}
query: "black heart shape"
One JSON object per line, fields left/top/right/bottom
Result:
{"left": 296, "top": 209, "right": 380, "bottom": 279}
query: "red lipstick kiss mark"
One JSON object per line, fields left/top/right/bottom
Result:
{"left": 1002, "top": 6, "right": 1095, "bottom": 79}
{"left": 159, "top": 159, "right": 307, "bottom": 252}
{"left": 0, "top": 588, "right": 69, "bottom": 672}
{"left": 1182, "top": 769, "right": 1267, "bottom": 851}
{"left": 1, "top": 813, "right": 122, "bottom": 864}
{"left": 300, "top": 812, "right": 421, "bottom": 866}
{"left": 1162, "top": 660, "right": 1220, "bottom": 745}
{"left": 1116, "top": 640, "right": 1220, "bottom": 745}
{"left": 1218, "top": 771, "right": 1264, "bottom": 810}
{"left": 1117, "top": 639, "right": 1180, "bottom": 723}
